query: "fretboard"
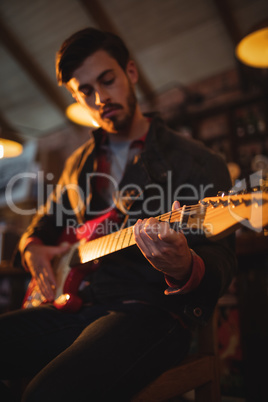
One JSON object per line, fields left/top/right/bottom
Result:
{"left": 69, "top": 208, "right": 185, "bottom": 267}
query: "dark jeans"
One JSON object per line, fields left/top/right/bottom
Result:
{"left": 0, "top": 301, "right": 191, "bottom": 402}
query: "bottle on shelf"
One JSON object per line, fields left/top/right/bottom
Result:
{"left": 235, "top": 110, "right": 246, "bottom": 139}
{"left": 246, "top": 109, "right": 258, "bottom": 137}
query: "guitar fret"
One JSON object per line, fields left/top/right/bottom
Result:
{"left": 108, "top": 231, "right": 118, "bottom": 254}
{"left": 124, "top": 227, "right": 132, "bottom": 248}
{"left": 86, "top": 238, "right": 98, "bottom": 261}
{"left": 118, "top": 228, "right": 127, "bottom": 249}
{"left": 127, "top": 227, "right": 135, "bottom": 247}
{"left": 104, "top": 232, "right": 113, "bottom": 255}
{"left": 91, "top": 237, "right": 102, "bottom": 260}
{"left": 95, "top": 235, "right": 105, "bottom": 259}
{"left": 100, "top": 232, "right": 115, "bottom": 258}
{"left": 114, "top": 230, "right": 123, "bottom": 251}
{"left": 77, "top": 243, "right": 87, "bottom": 264}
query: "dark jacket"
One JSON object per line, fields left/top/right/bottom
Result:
{"left": 19, "top": 115, "right": 237, "bottom": 325}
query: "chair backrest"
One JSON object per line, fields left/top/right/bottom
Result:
{"left": 132, "top": 309, "right": 221, "bottom": 402}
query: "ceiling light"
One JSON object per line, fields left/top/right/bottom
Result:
{"left": 0, "top": 138, "right": 23, "bottom": 159}
{"left": 66, "top": 103, "right": 100, "bottom": 127}
{"left": 236, "top": 22, "right": 268, "bottom": 68}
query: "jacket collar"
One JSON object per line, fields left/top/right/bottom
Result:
{"left": 91, "top": 113, "right": 193, "bottom": 213}
{"left": 92, "top": 113, "right": 172, "bottom": 182}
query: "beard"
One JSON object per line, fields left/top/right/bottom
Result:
{"left": 101, "top": 81, "right": 137, "bottom": 133}
{"left": 113, "top": 84, "right": 137, "bottom": 131}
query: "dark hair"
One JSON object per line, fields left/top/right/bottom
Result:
{"left": 56, "top": 28, "right": 130, "bottom": 85}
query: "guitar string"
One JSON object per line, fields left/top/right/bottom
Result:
{"left": 78, "top": 205, "right": 201, "bottom": 261}
{"left": 81, "top": 193, "right": 260, "bottom": 251}
{"left": 80, "top": 205, "right": 201, "bottom": 247}
{"left": 80, "top": 199, "right": 250, "bottom": 258}
{"left": 78, "top": 203, "right": 250, "bottom": 263}
{"left": 79, "top": 200, "right": 245, "bottom": 261}
{"left": 74, "top": 194, "right": 262, "bottom": 262}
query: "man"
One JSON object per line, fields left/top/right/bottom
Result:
{"left": 0, "top": 28, "right": 236, "bottom": 402}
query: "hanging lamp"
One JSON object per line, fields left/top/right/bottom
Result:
{"left": 235, "top": 20, "right": 268, "bottom": 68}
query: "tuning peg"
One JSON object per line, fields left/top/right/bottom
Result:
{"left": 251, "top": 186, "right": 261, "bottom": 192}
{"left": 216, "top": 192, "right": 229, "bottom": 206}
{"left": 209, "top": 200, "right": 219, "bottom": 207}
{"left": 228, "top": 189, "right": 236, "bottom": 195}
{"left": 200, "top": 199, "right": 209, "bottom": 206}
{"left": 229, "top": 198, "right": 242, "bottom": 206}
{"left": 229, "top": 189, "right": 247, "bottom": 195}
{"left": 219, "top": 199, "right": 228, "bottom": 206}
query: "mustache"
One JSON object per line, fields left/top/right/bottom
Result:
{"left": 100, "top": 103, "right": 123, "bottom": 116}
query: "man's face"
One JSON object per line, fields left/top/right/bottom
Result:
{"left": 68, "top": 50, "right": 138, "bottom": 134}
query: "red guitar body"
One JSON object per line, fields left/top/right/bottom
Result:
{"left": 22, "top": 209, "right": 119, "bottom": 312}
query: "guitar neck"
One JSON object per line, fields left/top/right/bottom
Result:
{"left": 69, "top": 208, "right": 186, "bottom": 267}
{"left": 69, "top": 190, "right": 268, "bottom": 267}
{"left": 71, "top": 226, "right": 134, "bottom": 267}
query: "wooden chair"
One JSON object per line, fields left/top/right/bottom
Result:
{"left": 132, "top": 309, "right": 220, "bottom": 402}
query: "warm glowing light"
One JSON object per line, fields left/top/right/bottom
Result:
{"left": 236, "top": 27, "right": 268, "bottom": 68}
{"left": 0, "top": 139, "right": 23, "bottom": 159}
{"left": 66, "top": 103, "right": 100, "bottom": 127}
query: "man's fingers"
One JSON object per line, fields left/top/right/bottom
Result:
{"left": 32, "top": 261, "right": 56, "bottom": 300}
{"left": 158, "top": 224, "right": 181, "bottom": 243}
{"left": 134, "top": 220, "right": 154, "bottom": 256}
{"left": 36, "top": 274, "right": 53, "bottom": 301}
{"left": 143, "top": 219, "right": 161, "bottom": 241}
{"left": 172, "top": 200, "right": 180, "bottom": 211}
{"left": 24, "top": 244, "right": 65, "bottom": 301}
{"left": 45, "top": 263, "right": 57, "bottom": 286}
{"left": 135, "top": 218, "right": 175, "bottom": 244}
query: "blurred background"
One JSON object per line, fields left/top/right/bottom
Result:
{"left": 0, "top": 1, "right": 268, "bottom": 401}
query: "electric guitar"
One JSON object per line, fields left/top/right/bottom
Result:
{"left": 22, "top": 191, "right": 268, "bottom": 311}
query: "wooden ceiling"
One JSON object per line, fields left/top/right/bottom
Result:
{"left": 0, "top": 0, "right": 267, "bottom": 142}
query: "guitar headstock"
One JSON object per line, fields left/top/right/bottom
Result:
{"left": 201, "top": 190, "right": 268, "bottom": 239}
